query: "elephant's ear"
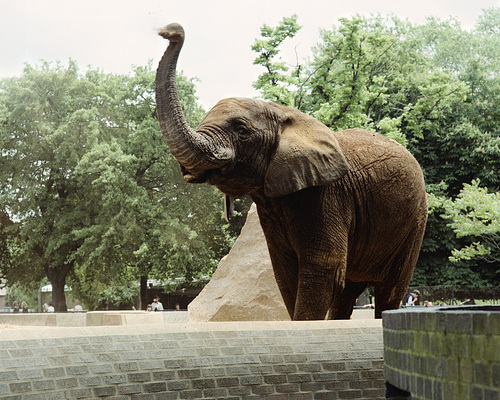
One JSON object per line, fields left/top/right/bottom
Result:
{"left": 264, "top": 115, "right": 350, "bottom": 198}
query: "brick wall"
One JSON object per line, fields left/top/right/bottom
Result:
{"left": 383, "top": 306, "right": 500, "bottom": 400}
{"left": 0, "top": 320, "right": 384, "bottom": 399}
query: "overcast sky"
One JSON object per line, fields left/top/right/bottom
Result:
{"left": 0, "top": 0, "right": 498, "bottom": 109}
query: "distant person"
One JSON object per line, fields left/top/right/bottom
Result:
{"left": 47, "top": 303, "right": 55, "bottom": 313}
{"left": 12, "top": 302, "right": 19, "bottom": 313}
{"left": 74, "top": 300, "right": 83, "bottom": 312}
{"left": 151, "top": 296, "right": 163, "bottom": 312}
{"left": 405, "top": 290, "right": 420, "bottom": 307}
{"left": 21, "top": 301, "right": 28, "bottom": 313}
{"left": 423, "top": 300, "right": 433, "bottom": 307}
{"left": 175, "top": 303, "right": 181, "bottom": 311}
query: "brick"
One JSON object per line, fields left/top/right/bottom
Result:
{"left": 252, "top": 385, "right": 275, "bottom": 395}
{"left": 211, "top": 356, "right": 236, "bottom": 366}
{"left": 0, "top": 371, "right": 19, "bottom": 381}
{"left": 66, "top": 365, "right": 89, "bottom": 375}
{"left": 43, "top": 367, "right": 65, "bottom": 378}
{"left": 228, "top": 386, "right": 252, "bottom": 396}
{"left": 152, "top": 370, "right": 176, "bottom": 380}
{"left": 259, "top": 354, "right": 284, "bottom": 364}
{"left": 217, "top": 377, "right": 240, "bottom": 387}
{"left": 20, "top": 369, "right": 43, "bottom": 380}
{"left": 103, "top": 374, "right": 128, "bottom": 384}
{"left": 264, "top": 374, "right": 287, "bottom": 384}
{"left": 163, "top": 359, "right": 188, "bottom": 369}
{"left": 168, "top": 380, "right": 190, "bottom": 391}
{"left": 221, "top": 346, "right": 245, "bottom": 355}
{"left": 301, "top": 381, "right": 326, "bottom": 392}
{"left": 312, "top": 372, "right": 336, "bottom": 382}
{"left": 95, "top": 352, "right": 120, "bottom": 362}
{"left": 115, "top": 361, "right": 139, "bottom": 372}
{"left": 474, "top": 362, "right": 491, "bottom": 386}
{"left": 203, "top": 388, "right": 228, "bottom": 398}
{"left": 192, "top": 378, "right": 216, "bottom": 389}
{"left": 32, "top": 379, "right": 55, "bottom": 391}
{"left": 55, "top": 377, "right": 78, "bottom": 388}
{"left": 128, "top": 371, "right": 152, "bottom": 382}
{"left": 68, "top": 388, "right": 93, "bottom": 399}
{"left": 249, "top": 365, "right": 273, "bottom": 374}
{"left": 338, "top": 389, "right": 362, "bottom": 399}
{"left": 196, "top": 347, "right": 220, "bottom": 356}
{"left": 178, "top": 369, "right": 201, "bottom": 379}
{"left": 274, "top": 364, "right": 297, "bottom": 373}
{"left": 79, "top": 375, "right": 102, "bottom": 386}
{"left": 235, "top": 355, "right": 260, "bottom": 364}
{"left": 167, "top": 348, "right": 197, "bottom": 358}
{"left": 24, "top": 357, "right": 49, "bottom": 367}
{"left": 9, "top": 349, "right": 33, "bottom": 358}
{"left": 93, "top": 386, "right": 117, "bottom": 397}
{"left": 290, "top": 393, "right": 314, "bottom": 400}
{"left": 299, "top": 363, "right": 322, "bottom": 373}
{"left": 324, "top": 380, "right": 349, "bottom": 390}
{"left": 276, "top": 383, "right": 300, "bottom": 393}
{"left": 153, "top": 392, "right": 182, "bottom": 400}
{"left": 89, "top": 363, "right": 113, "bottom": 374}
{"left": 144, "top": 382, "right": 167, "bottom": 393}
{"left": 288, "top": 373, "right": 312, "bottom": 383}
{"left": 240, "top": 375, "right": 263, "bottom": 385}
{"left": 202, "top": 367, "right": 226, "bottom": 377}
{"left": 179, "top": 389, "right": 203, "bottom": 399}
{"left": 9, "top": 382, "right": 31, "bottom": 393}
{"left": 187, "top": 357, "right": 212, "bottom": 368}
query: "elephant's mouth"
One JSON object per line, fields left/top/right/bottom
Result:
{"left": 180, "top": 165, "right": 222, "bottom": 184}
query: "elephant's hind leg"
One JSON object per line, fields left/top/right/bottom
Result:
{"left": 374, "top": 232, "right": 424, "bottom": 318}
{"left": 328, "top": 281, "right": 367, "bottom": 320}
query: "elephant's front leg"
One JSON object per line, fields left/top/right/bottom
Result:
{"left": 293, "top": 252, "right": 347, "bottom": 320}
{"left": 267, "top": 247, "right": 300, "bottom": 319}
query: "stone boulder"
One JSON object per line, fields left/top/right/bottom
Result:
{"left": 187, "top": 203, "right": 290, "bottom": 322}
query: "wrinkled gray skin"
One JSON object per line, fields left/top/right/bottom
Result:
{"left": 156, "top": 23, "right": 428, "bottom": 320}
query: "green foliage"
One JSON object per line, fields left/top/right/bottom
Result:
{"left": 252, "top": 15, "right": 303, "bottom": 107}
{"left": 0, "top": 61, "right": 238, "bottom": 310}
{"left": 252, "top": 10, "right": 500, "bottom": 286}
{"left": 442, "top": 181, "right": 499, "bottom": 265}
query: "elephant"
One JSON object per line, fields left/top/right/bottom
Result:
{"left": 155, "top": 23, "right": 428, "bottom": 320}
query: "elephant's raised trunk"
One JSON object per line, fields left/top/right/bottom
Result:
{"left": 155, "top": 23, "right": 232, "bottom": 181}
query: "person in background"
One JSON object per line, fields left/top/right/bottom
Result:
{"left": 21, "top": 301, "right": 28, "bottom": 313}
{"left": 12, "top": 302, "right": 19, "bottom": 312}
{"left": 175, "top": 303, "right": 181, "bottom": 311}
{"left": 151, "top": 296, "right": 163, "bottom": 312}
{"left": 47, "top": 303, "right": 55, "bottom": 313}
{"left": 74, "top": 300, "right": 83, "bottom": 312}
{"left": 405, "top": 290, "right": 420, "bottom": 306}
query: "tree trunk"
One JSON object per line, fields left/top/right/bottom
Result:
{"left": 140, "top": 275, "right": 148, "bottom": 310}
{"left": 46, "top": 262, "right": 72, "bottom": 312}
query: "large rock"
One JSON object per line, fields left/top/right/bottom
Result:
{"left": 188, "top": 204, "right": 290, "bottom": 322}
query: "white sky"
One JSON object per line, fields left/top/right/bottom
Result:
{"left": 0, "top": 0, "right": 498, "bottom": 109}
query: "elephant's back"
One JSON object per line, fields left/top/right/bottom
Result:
{"left": 334, "top": 128, "right": 425, "bottom": 189}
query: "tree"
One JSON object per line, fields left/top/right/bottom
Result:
{"left": 0, "top": 61, "right": 240, "bottom": 310}
{"left": 442, "top": 181, "right": 499, "bottom": 266}
{"left": 252, "top": 15, "right": 303, "bottom": 107}
{"left": 0, "top": 61, "right": 115, "bottom": 310}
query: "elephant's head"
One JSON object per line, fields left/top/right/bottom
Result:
{"left": 156, "top": 23, "right": 350, "bottom": 219}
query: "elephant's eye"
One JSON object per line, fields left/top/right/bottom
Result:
{"left": 236, "top": 125, "right": 251, "bottom": 140}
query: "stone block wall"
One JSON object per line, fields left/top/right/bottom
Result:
{"left": 383, "top": 306, "right": 500, "bottom": 400}
{"left": 0, "top": 320, "right": 384, "bottom": 399}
